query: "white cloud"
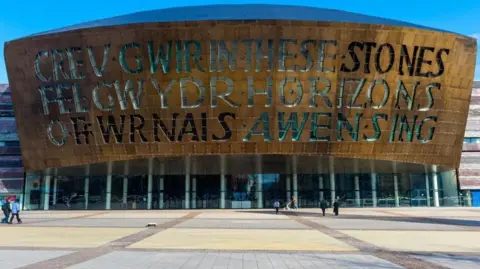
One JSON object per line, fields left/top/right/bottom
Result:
{"left": 476, "top": 64, "right": 480, "bottom": 81}
{"left": 471, "top": 33, "right": 480, "bottom": 40}
{"left": 471, "top": 34, "right": 480, "bottom": 81}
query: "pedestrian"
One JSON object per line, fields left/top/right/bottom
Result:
{"left": 291, "top": 196, "right": 298, "bottom": 210}
{"left": 9, "top": 199, "right": 22, "bottom": 224}
{"left": 273, "top": 200, "right": 280, "bottom": 214}
{"left": 333, "top": 198, "right": 340, "bottom": 216}
{"left": 320, "top": 199, "right": 328, "bottom": 216}
{"left": 1, "top": 198, "right": 10, "bottom": 223}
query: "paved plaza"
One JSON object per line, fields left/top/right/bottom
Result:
{"left": 0, "top": 208, "right": 479, "bottom": 268}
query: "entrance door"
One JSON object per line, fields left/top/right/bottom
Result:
{"left": 163, "top": 175, "right": 184, "bottom": 209}
{"left": 195, "top": 175, "right": 220, "bottom": 209}
{"left": 127, "top": 175, "right": 148, "bottom": 210}
{"left": 229, "top": 175, "right": 255, "bottom": 209}
{"left": 262, "top": 174, "right": 284, "bottom": 208}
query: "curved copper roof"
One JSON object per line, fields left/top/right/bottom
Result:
{"left": 29, "top": 4, "right": 450, "bottom": 37}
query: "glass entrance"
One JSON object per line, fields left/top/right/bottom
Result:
{"left": 227, "top": 175, "right": 255, "bottom": 209}
{"left": 262, "top": 174, "right": 284, "bottom": 208}
{"left": 195, "top": 175, "right": 220, "bottom": 209}
{"left": 164, "top": 175, "right": 184, "bottom": 209}
{"left": 127, "top": 175, "right": 148, "bottom": 209}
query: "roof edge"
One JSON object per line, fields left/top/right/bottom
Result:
{"left": 7, "top": 4, "right": 466, "bottom": 42}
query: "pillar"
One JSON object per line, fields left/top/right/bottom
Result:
{"left": 122, "top": 162, "right": 129, "bottom": 208}
{"left": 84, "top": 165, "right": 90, "bottom": 210}
{"left": 286, "top": 176, "right": 291, "bottom": 201}
{"left": 159, "top": 177, "right": 164, "bottom": 209}
{"left": 394, "top": 174, "right": 400, "bottom": 207}
{"left": 52, "top": 176, "right": 57, "bottom": 205}
{"left": 147, "top": 176, "right": 152, "bottom": 209}
{"left": 220, "top": 156, "right": 226, "bottom": 209}
{"left": 425, "top": 174, "right": 431, "bottom": 207}
{"left": 23, "top": 174, "right": 33, "bottom": 210}
{"left": 185, "top": 174, "right": 190, "bottom": 209}
{"left": 220, "top": 175, "right": 226, "bottom": 209}
{"left": 185, "top": 156, "right": 190, "bottom": 209}
{"left": 371, "top": 173, "right": 377, "bottom": 207}
{"left": 159, "top": 163, "right": 164, "bottom": 209}
{"left": 192, "top": 176, "right": 197, "bottom": 209}
{"left": 106, "top": 162, "right": 112, "bottom": 210}
{"left": 432, "top": 173, "right": 439, "bottom": 207}
{"left": 292, "top": 174, "right": 298, "bottom": 203}
{"left": 147, "top": 158, "right": 153, "bottom": 210}
{"left": 122, "top": 177, "right": 128, "bottom": 207}
{"left": 292, "top": 156, "right": 298, "bottom": 207}
{"left": 84, "top": 177, "right": 89, "bottom": 210}
{"left": 329, "top": 157, "right": 335, "bottom": 205}
{"left": 466, "top": 190, "right": 472, "bottom": 207}
{"left": 354, "top": 175, "right": 360, "bottom": 207}
{"left": 256, "top": 155, "right": 263, "bottom": 209}
{"left": 318, "top": 176, "right": 324, "bottom": 201}
{"left": 330, "top": 173, "right": 335, "bottom": 205}
{"left": 43, "top": 169, "right": 51, "bottom": 210}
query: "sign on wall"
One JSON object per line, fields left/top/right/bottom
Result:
{"left": 4, "top": 21, "right": 477, "bottom": 170}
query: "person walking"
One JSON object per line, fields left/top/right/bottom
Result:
{"left": 320, "top": 199, "right": 328, "bottom": 216}
{"left": 9, "top": 199, "right": 22, "bottom": 224}
{"left": 291, "top": 196, "right": 298, "bottom": 210}
{"left": 273, "top": 200, "right": 280, "bottom": 214}
{"left": 1, "top": 198, "right": 10, "bottom": 223}
{"left": 333, "top": 198, "right": 340, "bottom": 216}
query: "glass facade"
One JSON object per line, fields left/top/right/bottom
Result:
{"left": 0, "top": 85, "right": 24, "bottom": 206}
{"left": 23, "top": 169, "right": 467, "bottom": 210}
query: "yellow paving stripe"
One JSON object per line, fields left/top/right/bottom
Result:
{"left": 0, "top": 227, "right": 143, "bottom": 248}
{"left": 128, "top": 228, "right": 358, "bottom": 251}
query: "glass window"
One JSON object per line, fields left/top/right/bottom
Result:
{"left": 438, "top": 171, "right": 459, "bottom": 206}
{"left": 50, "top": 176, "right": 85, "bottom": 210}
{"left": 335, "top": 174, "right": 355, "bottom": 200}
{"left": 296, "top": 174, "right": 319, "bottom": 208}
{"left": 358, "top": 174, "right": 372, "bottom": 203}
{"left": 0, "top": 179, "right": 23, "bottom": 193}
{"left": 463, "top": 137, "right": 480, "bottom": 144}
{"left": 194, "top": 175, "right": 220, "bottom": 209}
{"left": 110, "top": 176, "right": 125, "bottom": 210}
{"left": 88, "top": 177, "right": 106, "bottom": 210}
{"left": 410, "top": 173, "right": 429, "bottom": 206}
{"left": 262, "top": 174, "right": 284, "bottom": 208}
{"left": 127, "top": 175, "right": 148, "bottom": 210}
{"left": 24, "top": 173, "right": 45, "bottom": 210}
{"left": 163, "top": 175, "right": 185, "bottom": 209}
{"left": 226, "top": 174, "right": 256, "bottom": 209}
{"left": 377, "top": 174, "right": 395, "bottom": 207}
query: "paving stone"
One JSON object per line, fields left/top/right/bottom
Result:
{"left": 175, "top": 219, "right": 309, "bottom": 229}
{"left": 196, "top": 212, "right": 289, "bottom": 220}
{"left": 128, "top": 228, "right": 357, "bottom": 251}
{"left": 86, "top": 212, "right": 188, "bottom": 219}
{"left": 67, "top": 251, "right": 405, "bottom": 269}
{"left": 342, "top": 230, "right": 480, "bottom": 252}
{"left": 413, "top": 254, "right": 480, "bottom": 269}
{"left": 307, "top": 218, "right": 469, "bottom": 231}
{"left": 24, "top": 218, "right": 173, "bottom": 228}
{"left": 0, "top": 227, "right": 143, "bottom": 248}
{"left": 2, "top": 209, "right": 479, "bottom": 268}
{"left": 0, "top": 250, "right": 73, "bottom": 268}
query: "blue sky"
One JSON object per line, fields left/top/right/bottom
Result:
{"left": 1, "top": 0, "right": 479, "bottom": 83}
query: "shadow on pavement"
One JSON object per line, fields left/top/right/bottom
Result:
{"left": 236, "top": 209, "right": 480, "bottom": 227}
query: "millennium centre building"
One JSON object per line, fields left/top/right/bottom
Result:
{"left": 3, "top": 5, "right": 478, "bottom": 210}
